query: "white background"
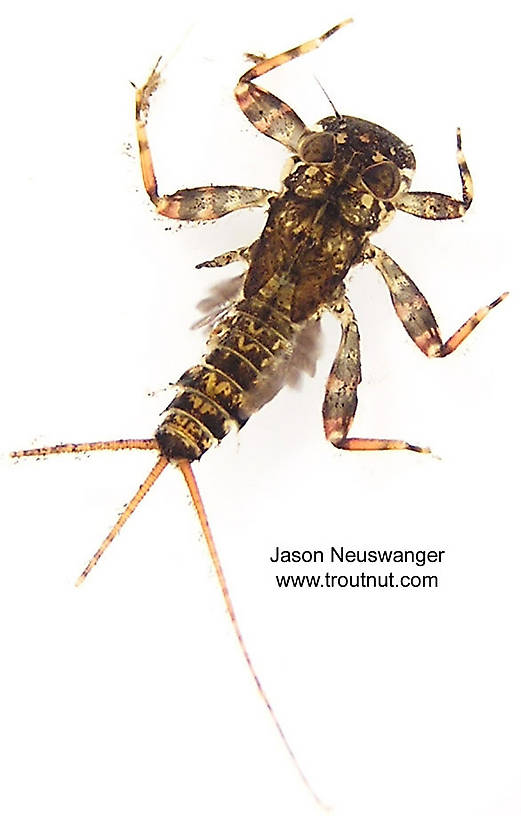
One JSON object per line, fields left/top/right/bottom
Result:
{"left": 1, "top": 1, "right": 519, "bottom": 814}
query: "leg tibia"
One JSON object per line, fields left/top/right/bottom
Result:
{"left": 235, "top": 19, "right": 352, "bottom": 150}
{"left": 135, "top": 61, "right": 274, "bottom": 220}
{"left": 437, "top": 291, "right": 509, "bottom": 356}
{"left": 370, "top": 244, "right": 508, "bottom": 357}
{"left": 398, "top": 129, "right": 473, "bottom": 220}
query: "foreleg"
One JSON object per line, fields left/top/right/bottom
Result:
{"left": 235, "top": 19, "right": 352, "bottom": 155}
{"left": 135, "top": 60, "right": 274, "bottom": 220}
{"left": 397, "top": 129, "right": 472, "bottom": 220}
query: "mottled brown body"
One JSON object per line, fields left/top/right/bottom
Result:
{"left": 157, "top": 112, "right": 419, "bottom": 462}
{"left": 132, "top": 16, "right": 504, "bottom": 473}
{"left": 157, "top": 286, "right": 293, "bottom": 460}
{"left": 11, "top": 20, "right": 508, "bottom": 809}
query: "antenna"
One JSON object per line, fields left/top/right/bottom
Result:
{"left": 314, "top": 75, "right": 341, "bottom": 118}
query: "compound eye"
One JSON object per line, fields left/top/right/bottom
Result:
{"left": 297, "top": 131, "right": 336, "bottom": 164}
{"left": 361, "top": 161, "right": 401, "bottom": 200}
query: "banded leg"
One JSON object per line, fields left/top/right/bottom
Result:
{"left": 370, "top": 245, "right": 509, "bottom": 357}
{"left": 135, "top": 60, "right": 274, "bottom": 220}
{"left": 397, "top": 129, "right": 473, "bottom": 219}
{"left": 323, "top": 295, "right": 429, "bottom": 453}
{"left": 235, "top": 18, "right": 352, "bottom": 151}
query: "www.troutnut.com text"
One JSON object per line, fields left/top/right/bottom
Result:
{"left": 271, "top": 547, "right": 443, "bottom": 590}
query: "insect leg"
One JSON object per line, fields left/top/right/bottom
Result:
{"left": 369, "top": 244, "right": 509, "bottom": 357}
{"left": 323, "top": 295, "right": 430, "bottom": 453}
{"left": 235, "top": 18, "right": 352, "bottom": 150}
{"left": 135, "top": 61, "right": 275, "bottom": 220}
{"left": 397, "top": 129, "right": 473, "bottom": 219}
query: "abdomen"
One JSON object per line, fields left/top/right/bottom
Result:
{"left": 156, "top": 289, "right": 299, "bottom": 462}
